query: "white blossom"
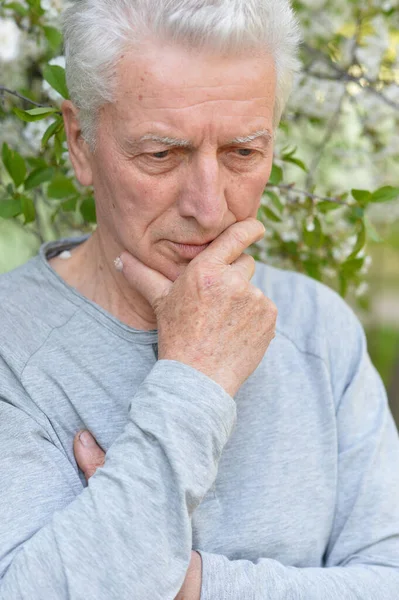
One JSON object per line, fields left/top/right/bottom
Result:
{"left": 0, "top": 18, "right": 21, "bottom": 63}
{"left": 40, "top": 0, "right": 64, "bottom": 20}
{"left": 356, "top": 16, "right": 390, "bottom": 80}
{"left": 306, "top": 220, "right": 315, "bottom": 232}
{"left": 21, "top": 117, "right": 55, "bottom": 152}
{"left": 355, "top": 282, "right": 369, "bottom": 297}
{"left": 281, "top": 231, "right": 300, "bottom": 243}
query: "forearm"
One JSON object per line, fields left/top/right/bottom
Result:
{"left": 1, "top": 362, "right": 235, "bottom": 599}
{"left": 197, "top": 552, "right": 399, "bottom": 599}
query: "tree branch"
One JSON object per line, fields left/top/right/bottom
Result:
{"left": 305, "top": 89, "right": 347, "bottom": 189}
{"left": 267, "top": 183, "right": 347, "bottom": 206}
{"left": 301, "top": 43, "right": 399, "bottom": 112}
{"left": 0, "top": 85, "right": 59, "bottom": 111}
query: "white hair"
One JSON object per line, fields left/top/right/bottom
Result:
{"left": 61, "top": 0, "right": 302, "bottom": 153}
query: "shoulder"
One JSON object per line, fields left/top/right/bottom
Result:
{"left": 253, "top": 260, "right": 367, "bottom": 394}
{"left": 0, "top": 257, "right": 77, "bottom": 376}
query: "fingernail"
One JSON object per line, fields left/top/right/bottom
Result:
{"left": 79, "top": 430, "right": 96, "bottom": 447}
{"left": 114, "top": 256, "right": 124, "bottom": 272}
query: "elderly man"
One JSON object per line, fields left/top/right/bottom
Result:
{"left": 1, "top": 0, "right": 399, "bottom": 598}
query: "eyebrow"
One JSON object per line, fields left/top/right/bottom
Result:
{"left": 123, "top": 129, "right": 273, "bottom": 151}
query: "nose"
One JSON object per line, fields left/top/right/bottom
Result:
{"left": 177, "top": 152, "right": 227, "bottom": 230}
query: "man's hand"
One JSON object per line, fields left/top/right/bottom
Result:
{"left": 118, "top": 218, "right": 277, "bottom": 397}
{"left": 73, "top": 430, "right": 202, "bottom": 600}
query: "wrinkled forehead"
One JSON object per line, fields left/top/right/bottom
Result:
{"left": 110, "top": 40, "right": 276, "bottom": 122}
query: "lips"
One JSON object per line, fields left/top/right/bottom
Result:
{"left": 177, "top": 239, "right": 215, "bottom": 246}
{"left": 169, "top": 241, "right": 211, "bottom": 259}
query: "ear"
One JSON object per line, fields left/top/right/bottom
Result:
{"left": 61, "top": 100, "right": 93, "bottom": 187}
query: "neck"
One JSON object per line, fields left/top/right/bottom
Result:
{"left": 49, "top": 229, "right": 158, "bottom": 331}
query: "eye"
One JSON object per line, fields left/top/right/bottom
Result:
{"left": 150, "top": 150, "right": 171, "bottom": 160}
{"left": 234, "top": 149, "right": 256, "bottom": 158}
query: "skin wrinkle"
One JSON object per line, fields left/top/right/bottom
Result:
{"left": 123, "top": 98, "right": 272, "bottom": 112}
{"left": 122, "top": 130, "right": 272, "bottom": 156}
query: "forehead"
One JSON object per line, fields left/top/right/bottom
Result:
{"left": 108, "top": 40, "right": 276, "bottom": 140}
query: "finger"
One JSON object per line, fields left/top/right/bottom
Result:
{"left": 116, "top": 252, "right": 173, "bottom": 309}
{"left": 73, "top": 430, "right": 106, "bottom": 482}
{"left": 195, "top": 218, "right": 265, "bottom": 267}
{"left": 230, "top": 253, "right": 256, "bottom": 281}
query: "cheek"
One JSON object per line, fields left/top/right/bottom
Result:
{"left": 228, "top": 167, "right": 272, "bottom": 220}
{"left": 94, "top": 156, "right": 169, "bottom": 225}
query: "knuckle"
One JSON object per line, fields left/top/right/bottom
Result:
{"left": 268, "top": 300, "right": 278, "bottom": 317}
{"left": 252, "top": 286, "right": 264, "bottom": 300}
{"left": 229, "top": 270, "right": 247, "bottom": 292}
{"left": 190, "top": 261, "right": 219, "bottom": 287}
{"left": 197, "top": 269, "right": 218, "bottom": 290}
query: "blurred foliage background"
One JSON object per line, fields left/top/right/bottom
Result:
{"left": 0, "top": 0, "right": 398, "bottom": 422}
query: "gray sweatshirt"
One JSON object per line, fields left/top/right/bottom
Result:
{"left": 0, "top": 235, "right": 398, "bottom": 599}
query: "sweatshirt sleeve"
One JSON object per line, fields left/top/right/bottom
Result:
{"left": 196, "top": 292, "right": 399, "bottom": 599}
{"left": 0, "top": 359, "right": 236, "bottom": 600}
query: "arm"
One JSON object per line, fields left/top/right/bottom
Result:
{"left": 73, "top": 427, "right": 203, "bottom": 600}
{"left": 0, "top": 358, "right": 235, "bottom": 600}
{"left": 195, "top": 296, "right": 399, "bottom": 599}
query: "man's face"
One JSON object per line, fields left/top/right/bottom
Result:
{"left": 85, "top": 40, "right": 276, "bottom": 281}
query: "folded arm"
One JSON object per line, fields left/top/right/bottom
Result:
{"left": 0, "top": 360, "right": 235, "bottom": 600}
{"left": 197, "top": 294, "right": 399, "bottom": 599}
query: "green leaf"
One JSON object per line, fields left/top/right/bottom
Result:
{"left": 1, "top": 142, "right": 26, "bottom": 187}
{"left": 302, "top": 258, "right": 322, "bottom": 281}
{"left": 47, "top": 173, "right": 77, "bottom": 199}
{"left": 42, "top": 117, "right": 64, "bottom": 148}
{"left": 281, "top": 155, "right": 308, "bottom": 172}
{"left": 26, "top": 157, "right": 48, "bottom": 169}
{"left": 347, "top": 220, "right": 366, "bottom": 259}
{"left": 268, "top": 165, "right": 283, "bottom": 186}
{"left": 316, "top": 200, "right": 342, "bottom": 213}
{"left": 352, "top": 189, "right": 372, "bottom": 207}
{"left": 80, "top": 196, "right": 97, "bottom": 223}
{"left": 26, "top": 0, "right": 45, "bottom": 16}
{"left": 42, "top": 65, "right": 69, "bottom": 100}
{"left": 371, "top": 186, "right": 399, "bottom": 203}
{"left": 54, "top": 128, "right": 65, "bottom": 164}
{"left": 21, "top": 196, "right": 36, "bottom": 224}
{"left": 43, "top": 26, "right": 63, "bottom": 51}
{"left": 260, "top": 205, "right": 282, "bottom": 223}
{"left": 62, "top": 197, "right": 78, "bottom": 212}
{"left": 13, "top": 106, "right": 59, "bottom": 122}
{"left": 4, "top": 2, "right": 28, "bottom": 16}
{"left": 339, "top": 273, "right": 349, "bottom": 298}
{"left": 364, "top": 215, "right": 383, "bottom": 243}
{"left": 281, "top": 145, "right": 297, "bottom": 158}
{"left": 0, "top": 199, "right": 22, "bottom": 219}
{"left": 24, "top": 167, "right": 54, "bottom": 191}
{"left": 302, "top": 217, "right": 323, "bottom": 248}
{"left": 265, "top": 190, "right": 284, "bottom": 214}
{"left": 340, "top": 257, "right": 365, "bottom": 278}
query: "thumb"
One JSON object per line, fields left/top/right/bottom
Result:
{"left": 116, "top": 252, "right": 173, "bottom": 309}
{"left": 73, "top": 430, "right": 106, "bottom": 482}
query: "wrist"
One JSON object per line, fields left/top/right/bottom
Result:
{"left": 175, "top": 551, "right": 202, "bottom": 600}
